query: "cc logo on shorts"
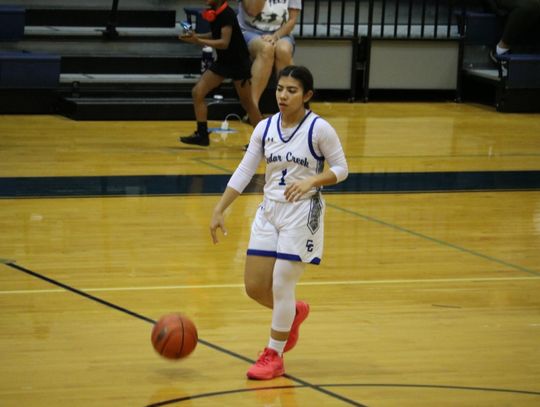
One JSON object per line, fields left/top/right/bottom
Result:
{"left": 306, "top": 239, "right": 314, "bottom": 252}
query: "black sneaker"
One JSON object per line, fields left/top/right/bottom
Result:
{"left": 489, "top": 49, "right": 508, "bottom": 77}
{"left": 489, "top": 49, "right": 500, "bottom": 65}
{"left": 180, "top": 131, "right": 209, "bottom": 146}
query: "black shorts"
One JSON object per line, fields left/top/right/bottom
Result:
{"left": 209, "top": 59, "right": 251, "bottom": 81}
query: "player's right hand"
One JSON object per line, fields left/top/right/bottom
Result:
{"left": 210, "top": 211, "right": 228, "bottom": 244}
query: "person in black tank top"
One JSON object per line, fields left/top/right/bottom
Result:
{"left": 179, "top": 0, "right": 262, "bottom": 146}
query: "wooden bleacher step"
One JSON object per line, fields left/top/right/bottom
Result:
{"left": 59, "top": 96, "right": 244, "bottom": 121}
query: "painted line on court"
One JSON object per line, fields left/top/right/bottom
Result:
{"left": 1, "top": 275, "right": 538, "bottom": 295}
{"left": 322, "top": 383, "right": 540, "bottom": 396}
{"left": 348, "top": 154, "right": 540, "bottom": 159}
{"left": 186, "top": 163, "right": 540, "bottom": 278}
{"left": 202, "top": 153, "right": 540, "bottom": 160}
{"left": 4, "top": 262, "right": 155, "bottom": 323}
{"left": 326, "top": 202, "right": 540, "bottom": 277}
{"left": 147, "top": 382, "right": 540, "bottom": 405}
{"left": 180, "top": 164, "right": 539, "bottom": 278}
{"left": 192, "top": 158, "right": 233, "bottom": 173}
{"left": 4, "top": 262, "right": 537, "bottom": 406}
{"left": 2, "top": 262, "right": 367, "bottom": 407}
{"left": 146, "top": 385, "right": 306, "bottom": 406}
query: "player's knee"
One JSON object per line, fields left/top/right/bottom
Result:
{"left": 246, "top": 274, "right": 273, "bottom": 302}
{"left": 245, "top": 281, "right": 262, "bottom": 301}
{"left": 272, "top": 280, "right": 289, "bottom": 302}
{"left": 272, "top": 274, "right": 297, "bottom": 301}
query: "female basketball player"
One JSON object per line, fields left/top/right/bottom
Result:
{"left": 179, "top": 0, "right": 262, "bottom": 146}
{"left": 210, "top": 65, "right": 348, "bottom": 380}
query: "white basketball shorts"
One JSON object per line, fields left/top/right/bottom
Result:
{"left": 247, "top": 194, "right": 325, "bottom": 265}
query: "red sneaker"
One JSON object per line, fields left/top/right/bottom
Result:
{"left": 246, "top": 348, "right": 285, "bottom": 380}
{"left": 284, "top": 301, "right": 310, "bottom": 352}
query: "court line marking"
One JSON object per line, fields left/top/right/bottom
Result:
{"left": 326, "top": 203, "right": 540, "bottom": 277}
{"left": 4, "top": 262, "right": 538, "bottom": 406}
{"left": 200, "top": 153, "right": 540, "bottom": 160}
{"left": 3, "top": 262, "right": 366, "bottom": 407}
{"left": 192, "top": 158, "right": 232, "bottom": 173}
{"left": 324, "top": 383, "right": 540, "bottom": 396}
{"left": 1, "top": 276, "right": 538, "bottom": 295}
{"left": 146, "top": 385, "right": 308, "bottom": 406}
{"left": 147, "top": 382, "right": 540, "bottom": 406}
{"left": 184, "top": 160, "right": 540, "bottom": 277}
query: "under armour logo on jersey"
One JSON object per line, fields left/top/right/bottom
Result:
{"left": 267, "top": 137, "right": 275, "bottom": 143}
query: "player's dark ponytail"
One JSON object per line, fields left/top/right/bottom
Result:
{"left": 278, "top": 65, "right": 314, "bottom": 108}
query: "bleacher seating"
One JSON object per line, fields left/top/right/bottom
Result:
{"left": 0, "top": 0, "right": 539, "bottom": 116}
{"left": 0, "top": 5, "right": 25, "bottom": 40}
{"left": 0, "top": 51, "right": 60, "bottom": 88}
{"left": 0, "top": 1, "right": 240, "bottom": 118}
{"left": 460, "top": 11, "right": 540, "bottom": 112}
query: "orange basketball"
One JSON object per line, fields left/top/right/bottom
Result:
{"left": 151, "top": 313, "right": 198, "bottom": 359}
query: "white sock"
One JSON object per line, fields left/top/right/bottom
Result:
{"left": 268, "top": 338, "right": 286, "bottom": 356}
{"left": 496, "top": 45, "right": 509, "bottom": 55}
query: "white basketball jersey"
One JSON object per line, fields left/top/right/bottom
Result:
{"left": 262, "top": 111, "right": 325, "bottom": 202}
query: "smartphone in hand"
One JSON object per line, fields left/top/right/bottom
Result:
{"left": 180, "top": 21, "right": 193, "bottom": 34}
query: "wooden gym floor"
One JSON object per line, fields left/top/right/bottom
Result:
{"left": 0, "top": 101, "right": 539, "bottom": 406}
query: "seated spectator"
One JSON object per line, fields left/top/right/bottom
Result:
{"left": 484, "top": 0, "right": 540, "bottom": 61}
{"left": 237, "top": 0, "right": 302, "bottom": 108}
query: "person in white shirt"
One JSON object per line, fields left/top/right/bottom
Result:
{"left": 210, "top": 65, "right": 348, "bottom": 380}
{"left": 237, "top": 0, "right": 302, "bottom": 108}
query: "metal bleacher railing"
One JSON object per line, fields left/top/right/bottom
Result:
{"left": 295, "top": 0, "right": 469, "bottom": 39}
{"left": 99, "top": 0, "right": 472, "bottom": 40}
{"left": 359, "top": 0, "right": 469, "bottom": 101}
{"left": 100, "top": 0, "right": 476, "bottom": 101}
{"left": 295, "top": 0, "right": 472, "bottom": 100}
{"left": 103, "top": 0, "right": 120, "bottom": 39}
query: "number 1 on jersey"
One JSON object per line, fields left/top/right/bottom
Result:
{"left": 279, "top": 168, "right": 288, "bottom": 186}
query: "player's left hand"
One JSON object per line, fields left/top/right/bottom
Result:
{"left": 284, "top": 179, "right": 314, "bottom": 202}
